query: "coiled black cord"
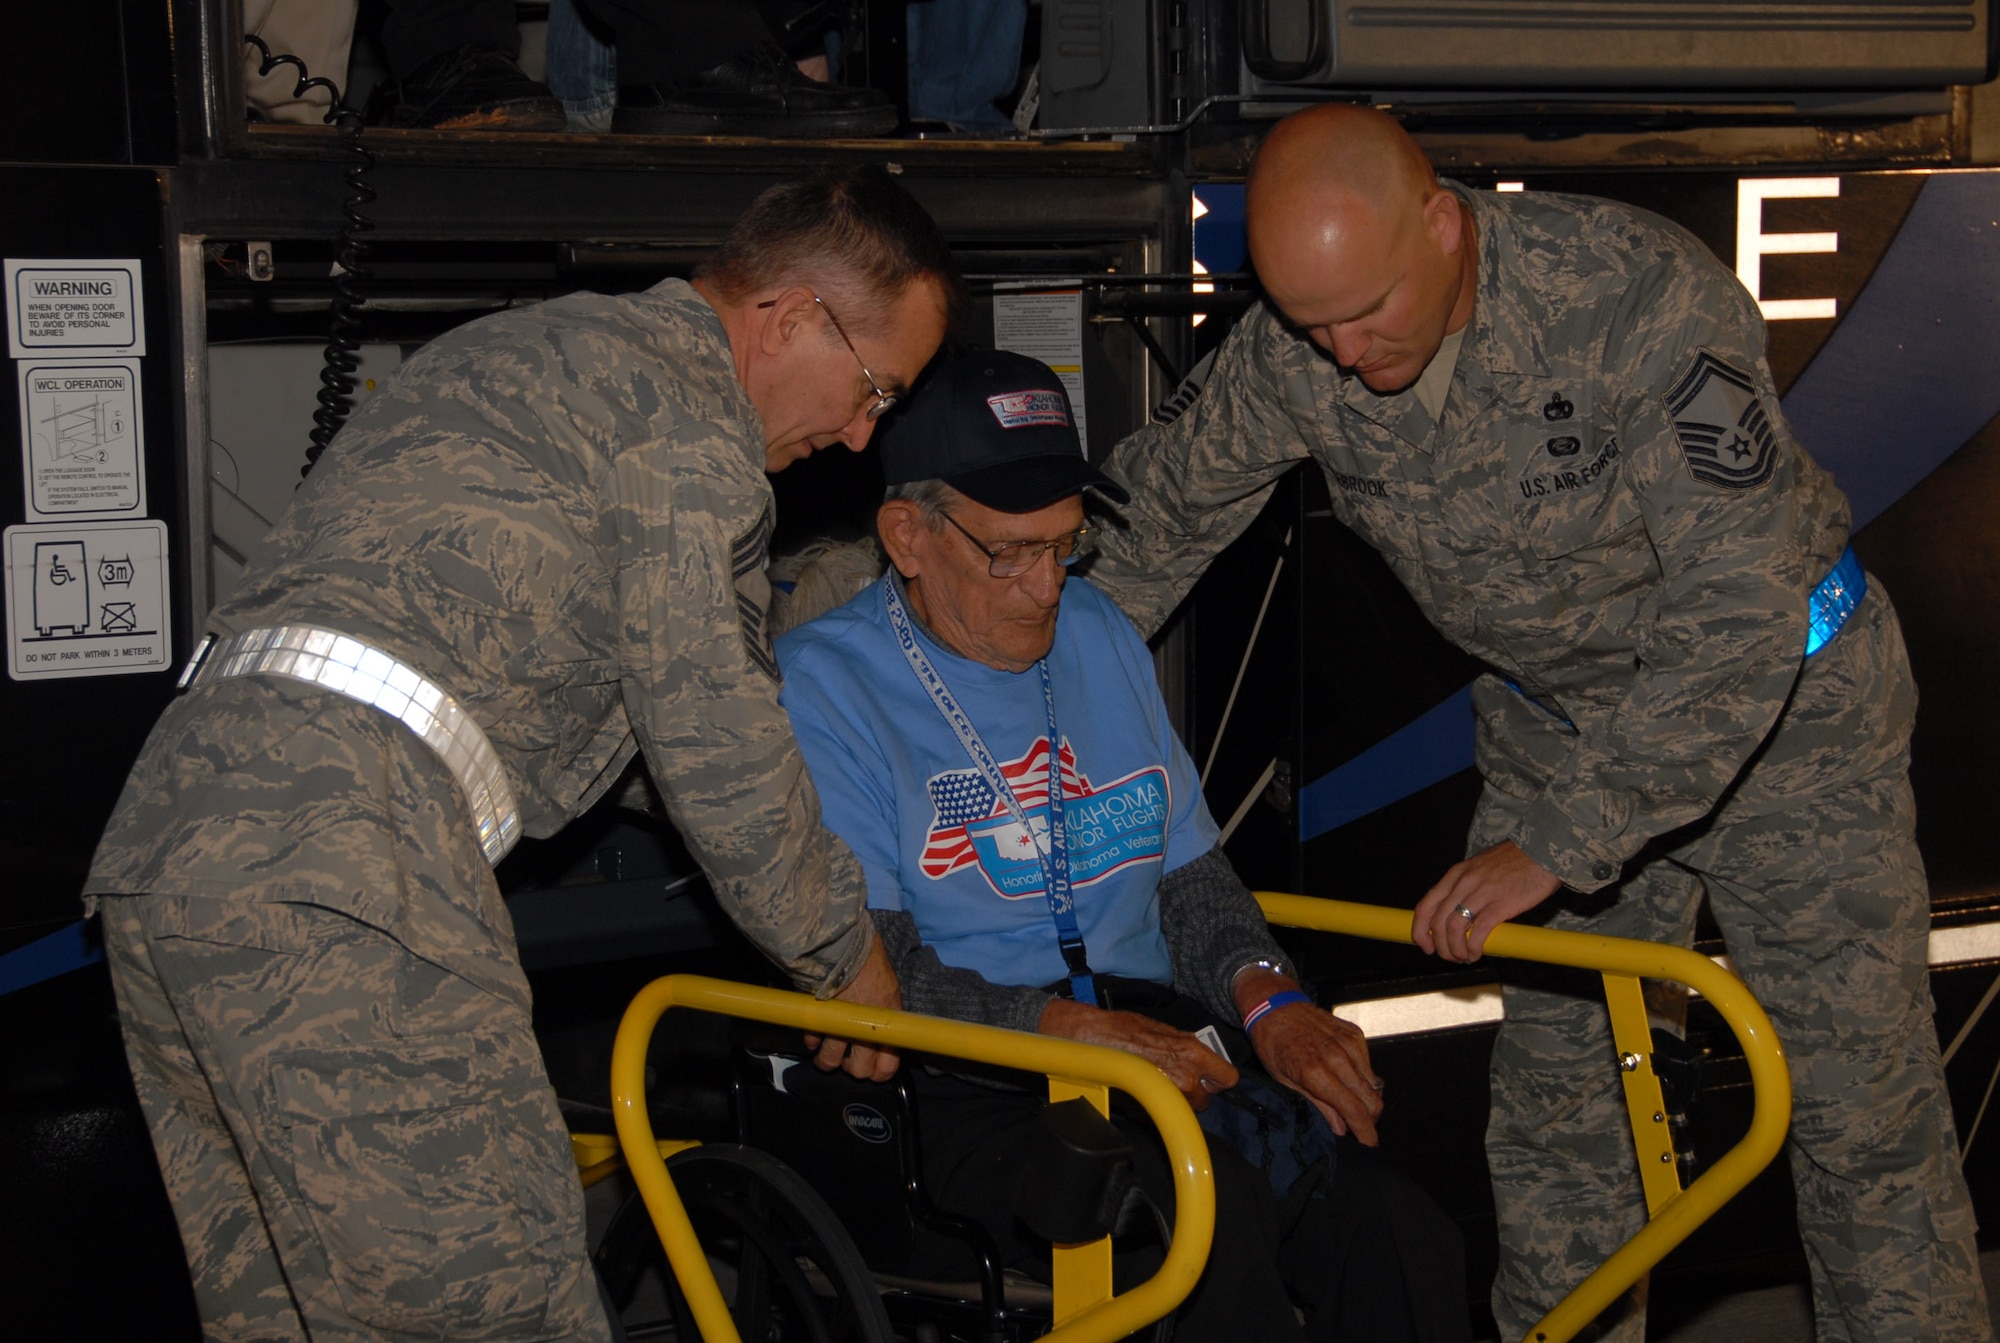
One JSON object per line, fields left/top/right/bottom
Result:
{"left": 241, "top": 34, "right": 376, "bottom": 479}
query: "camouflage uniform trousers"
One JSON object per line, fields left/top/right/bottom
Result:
{"left": 1478, "top": 602, "right": 1989, "bottom": 1343}
{"left": 100, "top": 895, "right": 613, "bottom": 1342}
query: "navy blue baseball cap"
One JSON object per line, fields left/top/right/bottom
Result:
{"left": 879, "top": 348, "right": 1130, "bottom": 514}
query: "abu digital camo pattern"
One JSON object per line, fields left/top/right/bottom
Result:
{"left": 101, "top": 895, "right": 611, "bottom": 1342}
{"left": 1090, "top": 186, "right": 1989, "bottom": 1338}
{"left": 86, "top": 279, "right": 873, "bottom": 1340}
{"left": 1094, "top": 185, "right": 1857, "bottom": 893}
{"left": 89, "top": 278, "right": 870, "bottom": 995}
{"left": 1475, "top": 592, "right": 1984, "bottom": 1341}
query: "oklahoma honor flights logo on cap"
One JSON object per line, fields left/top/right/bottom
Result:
{"left": 987, "top": 389, "right": 1071, "bottom": 429}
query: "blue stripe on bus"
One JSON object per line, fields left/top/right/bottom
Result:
{"left": 0, "top": 921, "right": 102, "bottom": 997}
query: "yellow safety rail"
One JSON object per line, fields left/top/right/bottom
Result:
{"left": 610, "top": 974, "right": 1216, "bottom": 1343}
{"left": 1254, "top": 893, "right": 1792, "bottom": 1343}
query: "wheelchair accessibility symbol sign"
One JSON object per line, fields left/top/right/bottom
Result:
{"left": 5, "top": 519, "right": 171, "bottom": 680}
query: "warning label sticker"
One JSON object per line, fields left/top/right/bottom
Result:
{"left": 5, "top": 520, "right": 172, "bottom": 680}
{"left": 17, "top": 359, "right": 144, "bottom": 519}
{"left": 5, "top": 259, "right": 145, "bottom": 357}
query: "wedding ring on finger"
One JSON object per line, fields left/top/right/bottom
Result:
{"left": 1454, "top": 904, "right": 1475, "bottom": 921}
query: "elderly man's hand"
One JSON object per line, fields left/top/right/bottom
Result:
{"left": 1233, "top": 966, "right": 1383, "bottom": 1146}
{"left": 807, "top": 933, "right": 902, "bottom": 1082}
{"left": 1248, "top": 1004, "right": 1382, "bottom": 1146}
{"left": 1039, "top": 998, "right": 1238, "bottom": 1110}
{"left": 1412, "top": 839, "right": 1563, "bottom": 963}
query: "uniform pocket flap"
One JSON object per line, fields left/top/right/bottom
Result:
{"left": 270, "top": 1038, "right": 488, "bottom": 1123}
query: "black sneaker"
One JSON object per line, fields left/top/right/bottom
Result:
{"left": 389, "top": 41, "right": 566, "bottom": 131}
{"left": 613, "top": 43, "right": 898, "bottom": 138}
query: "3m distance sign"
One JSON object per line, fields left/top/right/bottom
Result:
{"left": 5, "top": 520, "right": 172, "bottom": 679}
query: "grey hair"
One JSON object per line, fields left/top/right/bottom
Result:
{"left": 883, "top": 478, "right": 960, "bottom": 526}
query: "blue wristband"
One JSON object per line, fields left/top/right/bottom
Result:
{"left": 1243, "top": 989, "right": 1313, "bottom": 1032}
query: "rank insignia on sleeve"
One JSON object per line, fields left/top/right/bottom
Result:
{"left": 731, "top": 501, "right": 779, "bottom": 681}
{"left": 1664, "top": 349, "right": 1780, "bottom": 490}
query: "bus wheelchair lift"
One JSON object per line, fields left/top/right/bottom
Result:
{"left": 577, "top": 894, "right": 1794, "bottom": 1343}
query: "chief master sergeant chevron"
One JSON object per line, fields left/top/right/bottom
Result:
{"left": 79, "top": 166, "right": 955, "bottom": 1343}
{"left": 1087, "top": 104, "right": 1989, "bottom": 1340}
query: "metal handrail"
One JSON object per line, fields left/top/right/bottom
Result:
{"left": 1254, "top": 893, "right": 1793, "bottom": 1343}
{"left": 610, "top": 974, "right": 1216, "bottom": 1343}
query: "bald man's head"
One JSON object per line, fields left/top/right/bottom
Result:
{"left": 1246, "top": 105, "right": 1475, "bottom": 394}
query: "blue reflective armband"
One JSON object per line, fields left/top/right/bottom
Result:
{"left": 1805, "top": 546, "right": 1866, "bottom": 657}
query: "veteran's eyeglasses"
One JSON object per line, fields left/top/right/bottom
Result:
{"left": 940, "top": 511, "right": 1094, "bottom": 579}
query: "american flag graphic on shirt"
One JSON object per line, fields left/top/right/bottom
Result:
{"left": 921, "top": 737, "right": 1085, "bottom": 879}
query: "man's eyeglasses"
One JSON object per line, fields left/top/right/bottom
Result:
{"left": 941, "top": 511, "right": 1093, "bottom": 579}
{"left": 757, "top": 294, "right": 899, "bottom": 421}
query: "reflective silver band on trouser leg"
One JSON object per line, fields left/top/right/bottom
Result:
{"left": 178, "top": 626, "right": 523, "bottom": 865}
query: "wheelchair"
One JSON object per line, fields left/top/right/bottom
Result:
{"left": 578, "top": 895, "right": 1794, "bottom": 1343}
{"left": 594, "top": 1044, "right": 1145, "bottom": 1343}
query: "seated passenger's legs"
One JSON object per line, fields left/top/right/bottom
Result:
{"left": 910, "top": 1068, "right": 1307, "bottom": 1342}
{"left": 1285, "top": 1144, "right": 1466, "bottom": 1343}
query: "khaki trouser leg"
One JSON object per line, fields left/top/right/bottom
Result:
{"left": 101, "top": 895, "right": 613, "bottom": 1343}
{"left": 1681, "top": 775, "right": 1989, "bottom": 1343}
{"left": 1482, "top": 845, "right": 1700, "bottom": 1343}
{"left": 104, "top": 898, "right": 308, "bottom": 1343}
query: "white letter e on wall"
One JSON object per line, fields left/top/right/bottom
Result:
{"left": 1736, "top": 177, "right": 1840, "bottom": 321}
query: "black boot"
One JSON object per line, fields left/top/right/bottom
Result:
{"left": 613, "top": 42, "right": 897, "bottom": 138}
{"left": 390, "top": 41, "right": 567, "bottom": 131}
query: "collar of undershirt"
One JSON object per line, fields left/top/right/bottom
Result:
{"left": 1411, "top": 322, "right": 1468, "bottom": 420}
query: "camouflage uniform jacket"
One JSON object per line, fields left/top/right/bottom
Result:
{"left": 1093, "top": 186, "right": 1894, "bottom": 894}
{"left": 86, "top": 279, "right": 871, "bottom": 998}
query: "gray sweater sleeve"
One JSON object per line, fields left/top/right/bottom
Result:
{"left": 870, "top": 907, "right": 1053, "bottom": 1035}
{"left": 1160, "top": 847, "right": 1292, "bottom": 1023}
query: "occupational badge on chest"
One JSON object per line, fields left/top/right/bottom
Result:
{"left": 1664, "top": 349, "right": 1781, "bottom": 490}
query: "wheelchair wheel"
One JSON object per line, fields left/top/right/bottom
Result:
{"left": 595, "top": 1142, "right": 895, "bottom": 1343}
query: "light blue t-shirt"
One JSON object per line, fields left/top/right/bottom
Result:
{"left": 777, "top": 575, "right": 1220, "bottom": 990}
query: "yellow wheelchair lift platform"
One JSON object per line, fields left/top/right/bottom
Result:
{"left": 599, "top": 894, "right": 1792, "bottom": 1343}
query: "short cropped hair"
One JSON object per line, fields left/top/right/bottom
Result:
{"left": 697, "top": 166, "right": 967, "bottom": 334}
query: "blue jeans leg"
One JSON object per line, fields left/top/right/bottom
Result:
{"left": 906, "top": 0, "right": 1027, "bottom": 130}
{"left": 547, "top": 0, "right": 616, "bottom": 131}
